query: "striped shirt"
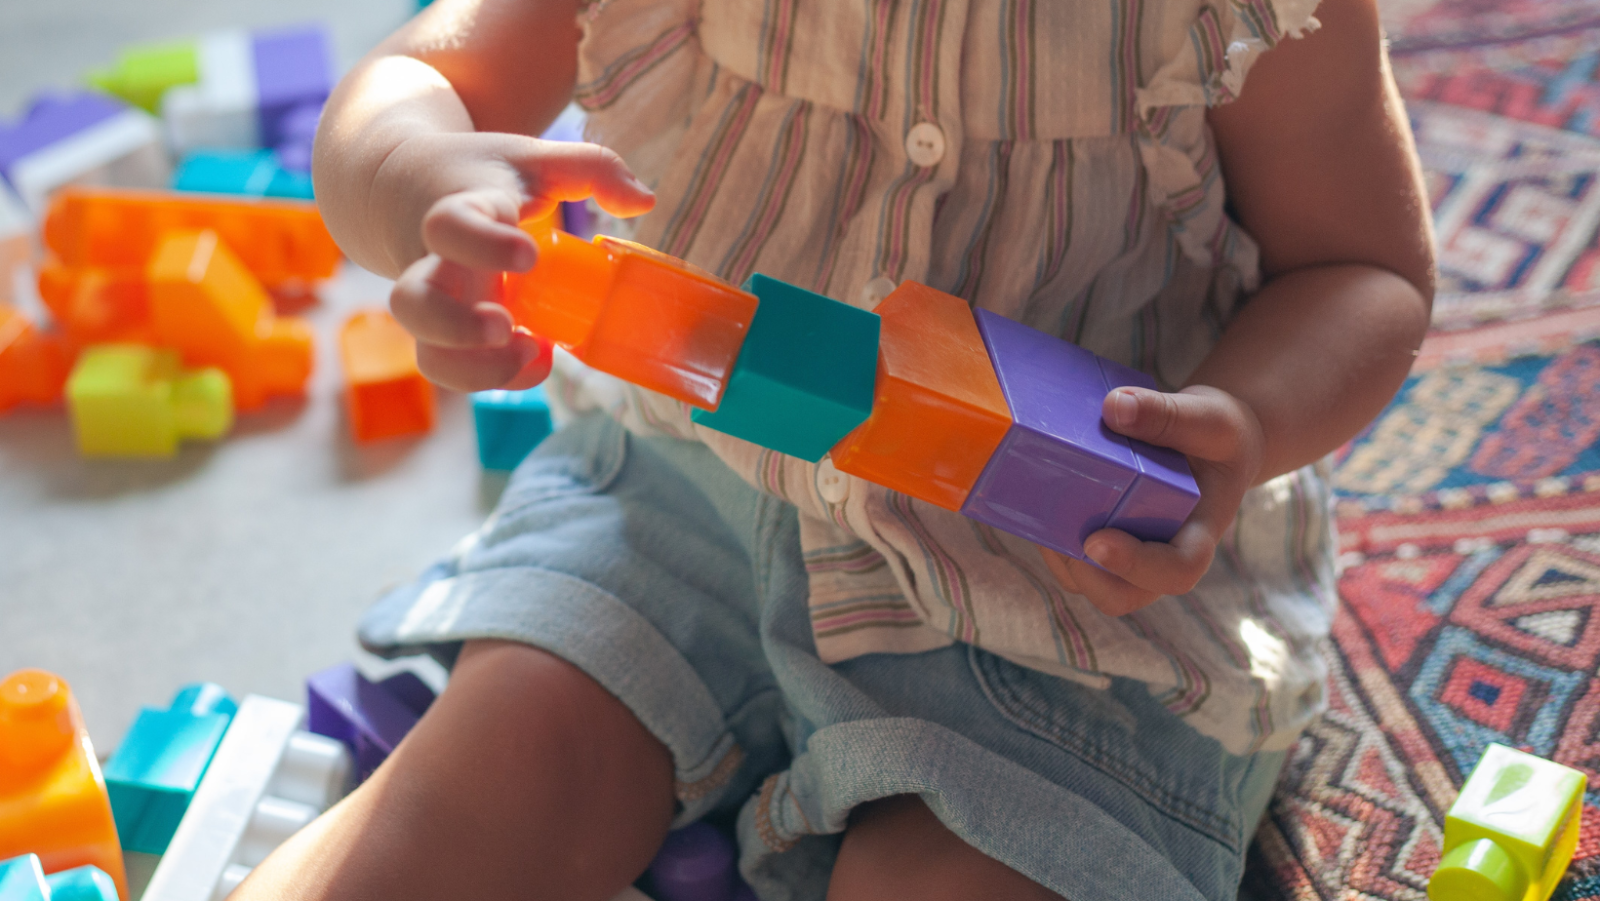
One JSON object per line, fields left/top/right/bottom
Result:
{"left": 553, "top": 0, "right": 1334, "bottom": 754}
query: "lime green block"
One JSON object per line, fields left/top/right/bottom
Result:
{"left": 1429, "top": 743, "right": 1587, "bottom": 901}
{"left": 88, "top": 41, "right": 199, "bottom": 113}
{"left": 67, "top": 345, "right": 233, "bottom": 458}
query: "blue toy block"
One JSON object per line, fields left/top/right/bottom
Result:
{"left": 42, "top": 868, "right": 116, "bottom": 901}
{"left": 0, "top": 856, "right": 47, "bottom": 901}
{"left": 172, "top": 150, "right": 313, "bottom": 200}
{"left": 471, "top": 386, "right": 553, "bottom": 471}
{"left": 691, "top": 274, "right": 879, "bottom": 462}
{"left": 103, "top": 682, "right": 238, "bottom": 854}
{"left": 307, "top": 663, "right": 434, "bottom": 784}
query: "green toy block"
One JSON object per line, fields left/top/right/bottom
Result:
{"left": 67, "top": 345, "right": 233, "bottom": 458}
{"left": 104, "top": 683, "right": 237, "bottom": 854}
{"left": 88, "top": 41, "right": 200, "bottom": 113}
{"left": 1429, "top": 743, "right": 1587, "bottom": 901}
{"left": 42, "top": 868, "right": 117, "bottom": 901}
{"left": 691, "top": 274, "right": 879, "bottom": 462}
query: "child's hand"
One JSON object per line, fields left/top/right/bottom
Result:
{"left": 1040, "top": 385, "right": 1265, "bottom": 616}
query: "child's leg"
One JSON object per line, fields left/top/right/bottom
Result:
{"left": 234, "top": 640, "right": 676, "bottom": 901}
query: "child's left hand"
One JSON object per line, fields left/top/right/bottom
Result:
{"left": 1040, "top": 385, "right": 1265, "bottom": 616}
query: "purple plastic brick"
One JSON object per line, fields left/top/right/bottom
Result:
{"left": 0, "top": 93, "right": 126, "bottom": 185}
{"left": 306, "top": 662, "right": 426, "bottom": 783}
{"left": 730, "top": 883, "right": 756, "bottom": 901}
{"left": 376, "top": 671, "right": 436, "bottom": 719}
{"left": 961, "top": 310, "right": 1140, "bottom": 560}
{"left": 647, "top": 823, "right": 737, "bottom": 901}
{"left": 251, "top": 26, "right": 334, "bottom": 150}
{"left": 1096, "top": 357, "right": 1200, "bottom": 542}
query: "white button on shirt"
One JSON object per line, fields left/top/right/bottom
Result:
{"left": 904, "top": 122, "right": 946, "bottom": 167}
{"left": 815, "top": 456, "right": 850, "bottom": 504}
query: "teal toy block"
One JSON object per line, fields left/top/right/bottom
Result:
{"left": 42, "top": 868, "right": 116, "bottom": 901}
{"left": 0, "top": 856, "right": 47, "bottom": 901}
{"left": 691, "top": 274, "right": 879, "bottom": 462}
{"left": 172, "top": 150, "right": 313, "bottom": 200}
{"left": 103, "top": 683, "right": 238, "bottom": 854}
{"left": 471, "top": 386, "right": 553, "bottom": 471}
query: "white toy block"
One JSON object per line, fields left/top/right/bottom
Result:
{"left": 8, "top": 109, "right": 169, "bottom": 212}
{"left": 162, "top": 31, "right": 260, "bottom": 152}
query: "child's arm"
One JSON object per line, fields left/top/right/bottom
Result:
{"left": 312, "top": 0, "right": 653, "bottom": 389}
{"left": 1046, "top": 0, "right": 1435, "bottom": 614}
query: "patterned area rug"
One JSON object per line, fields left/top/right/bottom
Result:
{"left": 1244, "top": 3, "right": 1600, "bottom": 897}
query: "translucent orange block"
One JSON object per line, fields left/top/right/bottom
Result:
{"left": 0, "top": 670, "right": 129, "bottom": 900}
{"left": 340, "top": 310, "right": 435, "bottom": 443}
{"left": 147, "top": 229, "right": 313, "bottom": 411}
{"left": 37, "top": 261, "right": 153, "bottom": 345}
{"left": 830, "top": 282, "right": 1012, "bottom": 511}
{"left": 43, "top": 186, "right": 340, "bottom": 288}
{"left": 502, "top": 225, "right": 757, "bottom": 410}
{"left": 0, "top": 304, "right": 73, "bottom": 412}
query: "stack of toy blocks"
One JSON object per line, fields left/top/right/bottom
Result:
{"left": 0, "top": 855, "right": 118, "bottom": 901}
{"left": 339, "top": 310, "right": 435, "bottom": 443}
{"left": 305, "top": 663, "right": 435, "bottom": 783}
{"left": 102, "top": 684, "right": 237, "bottom": 855}
{"left": 471, "top": 386, "right": 553, "bottom": 471}
{"left": 0, "top": 93, "right": 169, "bottom": 214}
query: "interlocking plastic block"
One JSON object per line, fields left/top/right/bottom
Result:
{"left": 37, "top": 263, "right": 151, "bottom": 345}
{"left": 251, "top": 27, "right": 333, "bottom": 152}
{"left": 1428, "top": 744, "right": 1586, "bottom": 901}
{"left": 692, "top": 274, "right": 879, "bottom": 462}
{"left": 0, "top": 670, "right": 129, "bottom": 901}
{"left": 148, "top": 229, "right": 314, "bottom": 411}
{"left": 0, "top": 855, "right": 48, "bottom": 901}
{"left": 43, "top": 867, "right": 117, "bottom": 901}
{"left": 173, "top": 151, "right": 312, "bottom": 200}
{"left": 647, "top": 823, "right": 737, "bottom": 901}
{"left": 161, "top": 31, "right": 258, "bottom": 151}
{"left": 66, "top": 345, "right": 232, "bottom": 458}
{"left": 307, "top": 663, "right": 435, "bottom": 784}
{"left": 141, "top": 696, "right": 349, "bottom": 901}
{"left": 373, "top": 672, "right": 436, "bottom": 719}
{"left": 830, "top": 282, "right": 1010, "bottom": 510}
{"left": 0, "top": 188, "right": 29, "bottom": 305}
{"left": 43, "top": 187, "right": 341, "bottom": 287}
{"left": 503, "top": 227, "right": 758, "bottom": 409}
{"left": 89, "top": 41, "right": 201, "bottom": 113}
{"left": 1095, "top": 358, "right": 1201, "bottom": 543}
{"left": 471, "top": 386, "right": 553, "bottom": 471}
{"left": 0, "top": 93, "right": 169, "bottom": 212}
{"left": 104, "top": 684, "right": 238, "bottom": 855}
{"left": 340, "top": 310, "right": 435, "bottom": 443}
{"left": 0, "top": 305, "right": 72, "bottom": 412}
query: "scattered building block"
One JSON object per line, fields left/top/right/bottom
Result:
{"left": 1096, "top": 357, "right": 1201, "bottom": 543}
{"left": 503, "top": 227, "right": 757, "bottom": 410}
{"left": 172, "top": 151, "right": 311, "bottom": 200}
{"left": 36, "top": 262, "right": 151, "bottom": 345}
{"left": 692, "top": 274, "right": 878, "bottom": 462}
{"left": 339, "top": 310, "right": 435, "bottom": 443}
{"left": 830, "top": 282, "right": 1011, "bottom": 510}
{"left": 0, "top": 305, "right": 72, "bottom": 412}
{"left": 1429, "top": 744, "right": 1585, "bottom": 901}
{"left": 43, "top": 867, "right": 118, "bottom": 901}
{"left": 66, "top": 345, "right": 232, "bottom": 457}
{"left": 250, "top": 27, "right": 332, "bottom": 154}
{"left": 140, "top": 696, "right": 349, "bottom": 901}
{"left": 306, "top": 663, "right": 435, "bottom": 784}
{"left": 647, "top": 823, "right": 737, "bottom": 901}
{"left": 161, "top": 26, "right": 332, "bottom": 156}
{"left": 43, "top": 187, "right": 340, "bottom": 288}
{"left": 0, "top": 855, "right": 48, "bottom": 901}
{"left": 89, "top": 41, "right": 201, "bottom": 113}
{"left": 147, "top": 229, "right": 313, "bottom": 411}
{"left": 471, "top": 386, "right": 553, "bottom": 471}
{"left": 0, "top": 187, "right": 29, "bottom": 305}
{"left": 104, "top": 684, "right": 238, "bottom": 855}
{"left": 0, "top": 670, "right": 129, "bottom": 900}
{"left": 370, "top": 671, "right": 436, "bottom": 720}
{"left": 0, "top": 93, "right": 169, "bottom": 213}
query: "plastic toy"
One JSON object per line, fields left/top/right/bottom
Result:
{"left": 0, "top": 188, "right": 28, "bottom": 305}
{"left": 471, "top": 386, "right": 553, "bottom": 471}
{"left": 103, "top": 684, "right": 238, "bottom": 855}
{"left": 36, "top": 264, "right": 151, "bottom": 346}
{"left": 140, "top": 696, "right": 349, "bottom": 901}
{"left": 43, "top": 187, "right": 340, "bottom": 288}
{"left": 0, "top": 305, "right": 72, "bottom": 412}
{"left": 0, "top": 93, "right": 169, "bottom": 212}
{"left": 831, "top": 282, "right": 1011, "bottom": 510}
{"left": 1428, "top": 743, "right": 1586, "bottom": 901}
{"left": 0, "top": 858, "right": 117, "bottom": 901}
{"left": 88, "top": 40, "right": 201, "bottom": 113}
{"left": 306, "top": 663, "right": 436, "bottom": 784}
{"left": 339, "top": 310, "right": 435, "bottom": 443}
{"left": 172, "top": 151, "right": 312, "bottom": 200}
{"left": 147, "top": 229, "right": 314, "bottom": 411}
{"left": 0, "top": 670, "right": 129, "bottom": 901}
{"left": 647, "top": 823, "right": 737, "bottom": 901}
{"left": 66, "top": 345, "right": 232, "bottom": 457}
{"left": 160, "top": 25, "right": 332, "bottom": 161}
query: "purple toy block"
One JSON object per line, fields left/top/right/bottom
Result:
{"left": 251, "top": 26, "right": 333, "bottom": 150}
{"left": 0, "top": 93, "right": 125, "bottom": 185}
{"left": 961, "top": 310, "right": 1141, "bottom": 560}
{"left": 306, "top": 663, "right": 425, "bottom": 783}
{"left": 375, "top": 671, "right": 436, "bottom": 719}
{"left": 730, "top": 884, "right": 756, "bottom": 901}
{"left": 647, "top": 823, "right": 737, "bottom": 901}
{"left": 1096, "top": 357, "right": 1200, "bottom": 542}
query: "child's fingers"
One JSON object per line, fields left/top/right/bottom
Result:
{"left": 509, "top": 140, "right": 656, "bottom": 219}
{"left": 391, "top": 255, "right": 514, "bottom": 349}
{"left": 1053, "top": 554, "right": 1158, "bottom": 617}
{"left": 415, "top": 331, "right": 552, "bottom": 393}
{"left": 1101, "top": 385, "right": 1261, "bottom": 468}
{"left": 421, "top": 189, "right": 539, "bottom": 272}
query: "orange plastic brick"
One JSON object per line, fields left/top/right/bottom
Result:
{"left": 502, "top": 226, "right": 757, "bottom": 410}
{"left": 830, "top": 282, "right": 1012, "bottom": 511}
{"left": 340, "top": 310, "right": 435, "bottom": 442}
{"left": 37, "top": 261, "right": 153, "bottom": 345}
{"left": 0, "top": 670, "right": 129, "bottom": 901}
{"left": 43, "top": 186, "right": 340, "bottom": 288}
{"left": 0, "top": 304, "right": 73, "bottom": 412}
{"left": 147, "top": 229, "right": 313, "bottom": 411}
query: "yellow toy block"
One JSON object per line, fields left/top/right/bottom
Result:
{"left": 1429, "top": 743, "right": 1587, "bottom": 901}
{"left": 66, "top": 345, "right": 233, "bottom": 458}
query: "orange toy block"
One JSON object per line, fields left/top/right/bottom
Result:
{"left": 43, "top": 186, "right": 340, "bottom": 288}
{"left": 37, "top": 261, "right": 153, "bottom": 345}
{"left": 0, "top": 304, "right": 73, "bottom": 411}
{"left": 147, "top": 229, "right": 313, "bottom": 411}
{"left": 0, "top": 670, "right": 128, "bottom": 900}
{"left": 340, "top": 310, "right": 435, "bottom": 442}
{"left": 830, "top": 282, "right": 1012, "bottom": 511}
{"left": 502, "top": 225, "right": 757, "bottom": 410}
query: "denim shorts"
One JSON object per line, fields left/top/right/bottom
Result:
{"left": 359, "top": 414, "right": 1286, "bottom": 901}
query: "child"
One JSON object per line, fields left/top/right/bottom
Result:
{"left": 245, "top": 0, "right": 1434, "bottom": 896}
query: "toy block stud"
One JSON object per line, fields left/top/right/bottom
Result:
{"left": 43, "top": 867, "right": 118, "bottom": 901}
{"left": 1429, "top": 744, "right": 1586, "bottom": 901}
{"left": 692, "top": 275, "right": 879, "bottom": 462}
{"left": 0, "top": 855, "right": 49, "bottom": 901}
{"left": 830, "top": 282, "right": 1011, "bottom": 510}
{"left": 502, "top": 226, "right": 758, "bottom": 409}
{"left": 339, "top": 310, "right": 435, "bottom": 443}
{"left": 103, "top": 684, "right": 238, "bottom": 855}
{"left": 647, "top": 823, "right": 737, "bottom": 901}
{"left": 0, "top": 93, "right": 169, "bottom": 212}
{"left": 1096, "top": 358, "right": 1199, "bottom": 543}
{"left": 37, "top": 263, "right": 151, "bottom": 346}
{"left": 471, "top": 386, "right": 554, "bottom": 471}
{"left": 66, "top": 345, "right": 233, "bottom": 457}
{"left": 0, "top": 670, "right": 129, "bottom": 901}
{"left": 0, "top": 305, "right": 72, "bottom": 412}
{"left": 307, "top": 663, "right": 433, "bottom": 784}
